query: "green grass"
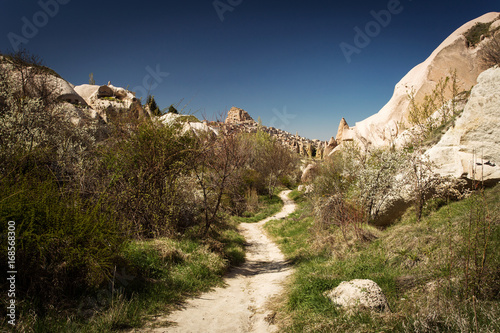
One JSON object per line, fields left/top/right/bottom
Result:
{"left": 231, "top": 194, "right": 283, "bottom": 223}
{"left": 100, "top": 96, "right": 122, "bottom": 102}
{"left": 177, "top": 115, "right": 201, "bottom": 123}
{"left": 265, "top": 186, "right": 500, "bottom": 332}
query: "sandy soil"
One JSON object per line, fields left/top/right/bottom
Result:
{"left": 139, "top": 190, "right": 296, "bottom": 333}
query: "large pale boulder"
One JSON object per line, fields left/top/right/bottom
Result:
{"left": 426, "top": 66, "right": 500, "bottom": 184}
{"left": 74, "top": 84, "right": 100, "bottom": 105}
{"left": 344, "top": 12, "right": 500, "bottom": 148}
{"left": 324, "top": 279, "right": 390, "bottom": 313}
{"left": 301, "top": 163, "right": 319, "bottom": 183}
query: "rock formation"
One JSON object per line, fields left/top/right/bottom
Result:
{"left": 225, "top": 107, "right": 255, "bottom": 124}
{"left": 217, "top": 107, "right": 324, "bottom": 157}
{"left": 426, "top": 66, "right": 500, "bottom": 185}
{"left": 74, "top": 83, "right": 145, "bottom": 122}
{"left": 335, "top": 118, "right": 350, "bottom": 142}
{"left": 323, "top": 137, "right": 338, "bottom": 157}
{"left": 335, "top": 12, "right": 500, "bottom": 148}
{"left": 324, "top": 279, "right": 391, "bottom": 313}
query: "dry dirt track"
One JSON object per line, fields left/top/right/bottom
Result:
{"left": 140, "top": 190, "right": 296, "bottom": 333}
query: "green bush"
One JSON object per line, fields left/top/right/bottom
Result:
{"left": 98, "top": 121, "right": 199, "bottom": 238}
{"left": 0, "top": 178, "right": 122, "bottom": 304}
{"left": 465, "top": 22, "right": 492, "bottom": 47}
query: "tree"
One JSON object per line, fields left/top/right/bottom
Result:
{"left": 355, "top": 148, "right": 407, "bottom": 222}
{"left": 146, "top": 95, "right": 161, "bottom": 116}
{"left": 406, "top": 71, "right": 465, "bottom": 144}
{"left": 189, "top": 131, "right": 247, "bottom": 235}
{"left": 403, "top": 150, "right": 441, "bottom": 221}
{"left": 168, "top": 104, "right": 179, "bottom": 114}
{"left": 244, "top": 130, "right": 298, "bottom": 197}
{"left": 100, "top": 121, "right": 197, "bottom": 237}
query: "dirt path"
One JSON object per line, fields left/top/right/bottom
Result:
{"left": 144, "top": 190, "right": 296, "bottom": 333}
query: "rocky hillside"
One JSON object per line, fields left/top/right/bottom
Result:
{"left": 218, "top": 107, "right": 333, "bottom": 158}
{"left": 329, "top": 12, "right": 500, "bottom": 185}
{"left": 336, "top": 12, "right": 500, "bottom": 148}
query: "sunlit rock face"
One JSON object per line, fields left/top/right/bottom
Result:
{"left": 336, "top": 12, "right": 500, "bottom": 148}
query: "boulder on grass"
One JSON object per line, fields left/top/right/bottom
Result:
{"left": 324, "top": 279, "right": 391, "bottom": 313}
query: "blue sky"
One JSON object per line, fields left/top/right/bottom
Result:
{"left": 1, "top": 0, "right": 498, "bottom": 140}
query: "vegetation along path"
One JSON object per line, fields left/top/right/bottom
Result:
{"left": 142, "top": 190, "right": 296, "bottom": 333}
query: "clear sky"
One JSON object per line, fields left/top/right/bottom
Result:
{"left": 1, "top": 0, "right": 498, "bottom": 140}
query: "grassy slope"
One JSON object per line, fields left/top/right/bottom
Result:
{"left": 265, "top": 186, "right": 500, "bottom": 332}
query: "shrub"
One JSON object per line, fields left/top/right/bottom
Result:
{"left": 465, "top": 22, "right": 492, "bottom": 47}
{"left": 98, "top": 121, "right": 199, "bottom": 238}
{"left": 313, "top": 195, "right": 366, "bottom": 243}
{"left": 481, "top": 31, "right": 500, "bottom": 68}
{"left": 0, "top": 178, "right": 122, "bottom": 304}
{"left": 0, "top": 52, "right": 121, "bottom": 305}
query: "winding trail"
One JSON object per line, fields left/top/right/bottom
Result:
{"left": 143, "top": 190, "right": 296, "bottom": 333}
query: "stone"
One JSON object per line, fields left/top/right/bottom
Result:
{"left": 97, "top": 85, "right": 113, "bottom": 98}
{"left": 324, "top": 279, "right": 390, "bottom": 313}
{"left": 301, "top": 163, "right": 318, "bottom": 183}
{"left": 425, "top": 66, "right": 500, "bottom": 185}
{"left": 490, "top": 19, "right": 500, "bottom": 31}
{"left": 225, "top": 107, "right": 255, "bottom": 124}
{"left": 324, "top": 137, "right": 338, "bottom": 156}
{"left": 336, "top": 118, "right": 349, "bottom": 142}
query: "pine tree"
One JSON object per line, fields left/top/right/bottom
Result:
{"left": 168, "top": 104, "right": 179, "bottom": 114}
{"left": 146, "top": 95, "right": 162, "bottom": 116}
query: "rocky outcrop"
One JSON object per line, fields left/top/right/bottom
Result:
{"left": 323, "top": 137, "right": 338, "bottom": 157}
{"left": 324, "top": 279, "right": 391, "bottom": 313}
{"left": 225, "top": 107, "right": 255, "bottom": 124}
{"left": 426, "top": 66, "right": 500, "bottom": 185}
{"left": 335, "top": 12, "right": 500, "bottom": 148}
{"left": 74, "top": 84, "right": 145, "bottom": 122}
{"left": 336, "top": 118, "right": 350, "bottom": 142}
{"left": 159, "top": 112, "right": 219, "bottom": 136}
{"left": 0, "top": 57, "right": 88, "bottom": 106}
